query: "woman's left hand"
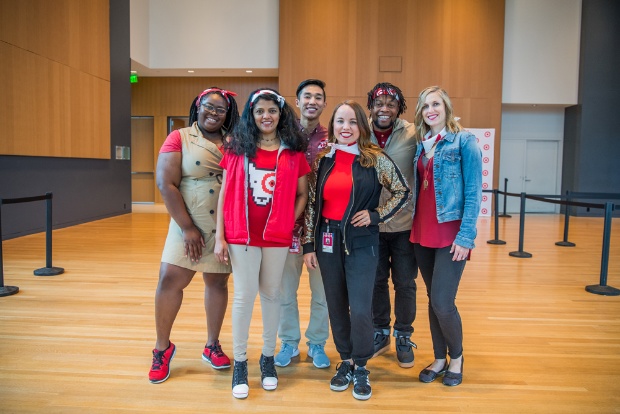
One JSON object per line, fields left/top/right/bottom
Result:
{"left": 351, "top": 210, "right": 371, "bottom": 227}
{"left": 450, "top": 243, "right": 470, "bottom": 261}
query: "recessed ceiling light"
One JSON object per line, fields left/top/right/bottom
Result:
{"left": 187, "top": 70, "right": 195, "bottom": 73}
{"left": 246, "top": 70, "right": 253, "bottom": 73}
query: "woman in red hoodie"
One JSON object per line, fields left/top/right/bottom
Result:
{"left": 214, "top": 88, "right": 309, "bottom": 399}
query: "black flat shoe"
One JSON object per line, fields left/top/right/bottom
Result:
{"left": 418, "top": 361, "right": 448, "bottom": 383}
{"left": 442, "top": 356, "right": 464, "bottom": 387}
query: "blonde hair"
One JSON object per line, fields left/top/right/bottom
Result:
{"left": 414, "top": 86, "right": 462, "bottom": 140}
{"left": 322, "top": 100, "right": 382, "bottom": 168}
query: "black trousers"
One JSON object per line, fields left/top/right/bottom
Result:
{"left": 316, "top": 219, "right": 377, "bottom": 367}
{"left": 373, "top": 230, "right": 418, "bottom": 335}
{"left": 414, "top": 244, "right": 466, "bottom": 359}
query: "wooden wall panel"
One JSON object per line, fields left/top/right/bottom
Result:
{"left": 0, "top": 0, "right": 110, "bottom": 159}
{"left": 0, "top": 0, "right": 110, "bottom": 80}
{"left": 279, "top": 0, "right": 505, "bottom": 186}
{"left": 0, "top": 42, "right": 110, "bottom": 158}
{"left": 131, "top": 77, "right": 278, "bottom": 203}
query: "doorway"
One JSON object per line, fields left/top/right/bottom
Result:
{"left": 131, "top": 117, "right": 155, "bottom": 203}
{"left": 499, "top": 139, "right": 560, "bottom": 213}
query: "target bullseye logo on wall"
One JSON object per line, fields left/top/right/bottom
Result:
{"left": 464, "top": 128, "right": 494, "bottom": 217}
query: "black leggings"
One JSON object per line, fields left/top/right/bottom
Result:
{"left": 414, "top": 244, "right": 466, "bottom": 360}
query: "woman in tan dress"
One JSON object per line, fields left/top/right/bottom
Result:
{"left": 148, "top": 88, "right": 240, "bottom": 383}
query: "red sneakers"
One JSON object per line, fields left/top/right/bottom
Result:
{"left": 202, "top": 340, "right": 231, "bottom": 369}
{"left": 149, "top": 342, "right": 176, "bottom": 383}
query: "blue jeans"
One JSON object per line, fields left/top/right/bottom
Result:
{"left": 317, "top": 219, "right": 377, "bottom": 367}
{"left": 372, "top": 231, "right": 418, "bottom": 336}
{"left": 278, "top": 252, "right": 329, "bottom": 347}
{"left": 414, "top": 244, "right": 466, "bottom": 360}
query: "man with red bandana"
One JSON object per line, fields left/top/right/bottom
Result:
{"left": 366, "top": 83, "right": 420, "bottom": 368}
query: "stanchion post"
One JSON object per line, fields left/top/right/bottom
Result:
{"left": 499, "top": 178, "right": 512, "bottom": 218}
{"left": 509, "top": 192, "right": 532, "bottom": 258}
{"left": 34, "top": 193, "right": 64, "bottom": 276}
{"left": 556, "top": 190, "right": 576, "bottom": 247}
{"left": 586, "top": 202, "right": 619, "bottom": 296}
{"left": 0, "top": 200, "right": 20, "bottom": 297}
{"left": 487, "top": 189, "right": 506, "bottom": 245}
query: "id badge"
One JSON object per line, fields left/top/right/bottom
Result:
{"left": 322, "top": 232, "right": 334, "bottom": 253}
{"left": 289, "top": 235, "right": 300, "bottom": 253}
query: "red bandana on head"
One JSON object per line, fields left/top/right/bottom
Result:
{"left": 196, "top": 88, "right": 238, "bottom": 107}
{"left": 372, "top": 87, "right": 400, "bottom": 101}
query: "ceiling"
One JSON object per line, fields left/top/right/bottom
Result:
{"left": 130, "top": 59, "right": 278, "bottom": 78}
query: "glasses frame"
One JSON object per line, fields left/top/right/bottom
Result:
{"left": 201, "top": 103, "right": 228, "bottom": 116}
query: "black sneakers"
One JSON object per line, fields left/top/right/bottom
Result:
{"left": 259, "top": 354, "right": 278, "bottom": 390}
{"left": 372, "top": 330, "right": 390, "bottom": 357}
{"left": 395, "top": 336, "right": 417, "bottom": 368}
{"left": 330, "top": 361, "right": 353, "bottom": 391}
{"left": 232, "top": 360, "right": 249, "bottom": 399}
{"left": 352, "top": 366, "right": 372, "bottom": 400}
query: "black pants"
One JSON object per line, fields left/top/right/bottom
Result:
{"left": 317, "top": 219, "right": 377, "bottom": 367}
{"left": 414, "top": 244, "right": 466, "bottom": 360}
{"left": 372, "top": 231, "right": 418, "bottom": 336}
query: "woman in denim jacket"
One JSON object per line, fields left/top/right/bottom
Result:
{"left": 410, "top": 86, "right": 482, "bottom": 387}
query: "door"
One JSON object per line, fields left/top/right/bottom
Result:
{"left": 499, "top": 139, "right": 559, "bottom": 213}
{"left": 168, "top": 117, "right": 189, "bottom": 134}
{"left": 524, "top": 141, "right": 558, "bottom": 212}
{"left": 131, "top": 117, "right": 155, "bottom": 203}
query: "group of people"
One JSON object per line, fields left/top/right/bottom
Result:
{"left": 147, "top": 79, "right": 483, "bottom": 401}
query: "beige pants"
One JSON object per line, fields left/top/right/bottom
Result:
{"left": 228, "top": 244, "right": 289, "bottom": 361}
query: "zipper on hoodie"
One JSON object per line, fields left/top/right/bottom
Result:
{"left": 314, "top": 160, "right": 333, "bottom": 252}
{"left": 262, "top": 146, "right": 284, "bottom": 242}
{"left": 342, "top": 164, "right": 354, "bottom": 256}
{"left": 244, "top": 155, "right": 251, "bottom": 250}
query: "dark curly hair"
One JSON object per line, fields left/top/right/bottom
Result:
{"left": 188, "top": 87, "right": 240, "bottom": 135}
{"left": 366, "top": 82, "right": 407, "bottom": 117}
{"left": 225, "top": 88, "right": 306, "bottom": 158}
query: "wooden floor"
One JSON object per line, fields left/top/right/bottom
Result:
{"left": 1, "top": 210, "right": 620, "bottom": 413}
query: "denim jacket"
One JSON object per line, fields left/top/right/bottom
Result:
{"left": 412, "top": 130, "right": 482, "bottom": 249}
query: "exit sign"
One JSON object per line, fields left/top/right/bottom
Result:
{"left": 130, "top": 73, "right": 138, "bottom": 83}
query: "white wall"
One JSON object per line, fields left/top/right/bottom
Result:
{"left": 502, "top": 0, "right": 581, "bottom": 105}
{"left": 500, "top": 106, "right": 566, "bottom": 212}
{"left": 144, "top": 0, "right": 279, "bottom": 70}
{"left": 130, "top": 0, "right": 150, "bottom": 67}
{"left": 501, "top": 106, "right": 566, "bottom": 141}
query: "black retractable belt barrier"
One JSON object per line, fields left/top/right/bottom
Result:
{"left": 498, "top": 178, "right": 512, "bottom": 218}
{"left": 487, "top": 189, "right": 506, "bottom": 245}
{"left": 0, "top": 199, "right": 19, "bottom": 297}
{"left": 509, "top": 192, "right": 532, "bottom": 258}
{"left": 33, "top": 194, "right": 64, "bottom": 276}
{"left": 0, "top": 193, "right": 64, "bottom": 298}
{"left": 586, "top": 202, "right": 620, "bottom": 296}
{"left": 556, "top": 190, "right": 576, "bottom": 247}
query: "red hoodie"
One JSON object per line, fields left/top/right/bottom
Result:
{"left": 222, "top": 146, "right": 309, "bottom": 246}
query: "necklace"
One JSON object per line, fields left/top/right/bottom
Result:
{"left": 260, "top": 136, "right": 279, "bottom": 143}
{"left": 423, "top": 160, "right": 432, "bottom": 190}
{"left": 423, "top": 139, "right": 440, "bottom": 160}
{"left": 422, "top": 137, "right": 441, "bottom": 190}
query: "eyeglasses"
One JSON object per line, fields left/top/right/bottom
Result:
{"left": 373, "top": 101, "right": 398, "bottom": 110}
{"left": 201, "top": 103, "right": 227, "bottom": 115}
